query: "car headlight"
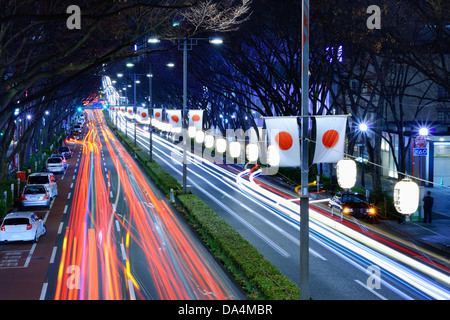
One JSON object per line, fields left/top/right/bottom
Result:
{"left": 367, "top": 208, "right": 376, "bottom": 215}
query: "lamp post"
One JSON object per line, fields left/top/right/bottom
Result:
{"left": 300, "top": 0, "right": 310, "bottom": 300}
{"left": 172, "top": 37, "right": 223, "bottom": 194}
{"left": 359, "top": 122, "right": 368, "bottom": 188}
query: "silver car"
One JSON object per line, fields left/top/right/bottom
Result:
{"left": 27, "top": 173, "right": 58, "bottom": 200}
{"left": 0, "top": 212, "right": 46, "bottom": 243}
{"left": 20, "top": 185, "right": 51, "bottom": 210}
{"left": 46, "top": 156, "right": 65, "bottom": 173}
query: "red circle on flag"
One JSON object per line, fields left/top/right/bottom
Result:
{"left": 192, "top": 115, "right": 200, "bottom": 122}
{"left": 128, "top": 109, "right": 132, "bottom": 114}
{"left": 275, "top": 131, "right": 293, "bottom": 151}
{"left": 155, "top": 112, "right": 161, "bottom": 117}
{"left": 141, "top": 112, "right": 147, "bottom": 118}
{"left": 171, "top": 115, "right": 179, "bottom": 123}
{"left": 322, "top": 130, "right": 339, "bottom": 149}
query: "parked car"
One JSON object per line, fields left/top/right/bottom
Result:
{"left": 46, "top": 157, "right": 66, "bottom": 174}
{"left": 50, "top": 154, "right": 68, "bottom": 170}
{"left": 27, "top": 173, "right": 58, "bottom": 200}
{"left": 57, "top": 146, "right": 72, "bottom": 159}
{"left": 328, "top": 191, "right": 377, "bottom": 219}
{"left": 20, "top": 185, "right": 51, "bottom": 210}
{"left": 0, "top": 212, "right": 46, "bottom": 243}
{"left": 74, "top": 124, "right": 82, "bottom": 133}
{"left": 70, "top": 130, "right": 82, "bottom": 140}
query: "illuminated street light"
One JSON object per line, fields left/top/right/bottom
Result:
{"left": 209, "top": 37, "right": 223, "bottom": 44}
{"left": 419, "top": 127, "right": 429, "bottom": 136}
{"left": 359, "top": 123, "right": 368, "bottom": 132}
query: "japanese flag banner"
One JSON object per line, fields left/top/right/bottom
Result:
{"left": 153, "top": 108, "right": 163, "bottom": 121}
{"left": 166, "top": 109, "right": 182, "bottom": 129}
{"left": 313, "top": 115, "right": 347, "bottom": 164}
{"left": 188, "top": 110, "right": 204, "bottom": 130}
{"left": 264, "top": 116, "right": 300, "bottom": 167}
{"left": 126, "top": 106, "right": 134, "bottom": 116}
{"left": 140, "top": 108, "right": 149, "bottom": 120}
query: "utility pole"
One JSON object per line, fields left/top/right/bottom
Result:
{"left": 300, "top": 0, "right": 310, "bottom": 300}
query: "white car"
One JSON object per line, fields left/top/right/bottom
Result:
{"left": 0, "top": 212, "right": 47, "bottom": 243}
{"left": 46, "top": 157, "right": 65, "bottom": 173}
{"left": 27, "top": 173, "right": 58, "bottom": 200}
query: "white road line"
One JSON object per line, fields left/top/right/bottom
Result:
{"left": 67, "top": 192, "right": 71, "bottom": 200}
{"left": 127, "top": 279, "right": 136, "bottom": 300}
{"left": 110, "top": 191, "right": 113, "bottom": 198}
{"left": 354, "top": 279, "right": 388, "bottom": 300}
{"left": 58, "top": 222, "right": 64, "bottom": 234}
{"left": 63, "top": 205, "right": 68, "bottom": 214}
{"left": 23, "top": 243, "right": 37, "bottom": 268}
{"left": 50, "top": 246, "right": 58, "bottom": 264}
{"left": 43, "top": 211, "right": 49, "bottom": 223}
{"left": 39, "top": 282, "right": 48, "bottom": 300}
{"left": 115, "top": 220, "right": 121, "bottom": 232}
{"left": 120, "top": 243, "right": 127, "bottom": 261}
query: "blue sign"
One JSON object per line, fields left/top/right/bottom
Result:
{"left": 413, "top": 148, "right": 428, "bottom": 156}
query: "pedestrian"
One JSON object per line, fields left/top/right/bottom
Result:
{"left": 423, "top": 191, "right": 433, "bottom": 223}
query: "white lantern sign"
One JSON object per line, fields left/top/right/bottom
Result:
{"left": 336, "top": 159, "right": 357, "bottom": 189}
{"left": 229, "top": 141, "right": 241, "bottom": 158}
{"left": 394, "top": 179, "right": 419, "bottom": 214}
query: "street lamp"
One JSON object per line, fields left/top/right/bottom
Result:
{"left": 174, "top": 36, "right": 222, "bottom": 194}
{"left": 358, "top": 121, "right": 369, "bottom": 188}
{"left": 419, "top": 127, "right": 429, "bottom": 136}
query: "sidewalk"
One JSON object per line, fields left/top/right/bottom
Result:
{"left": 354, "top": 173, "right": 450, "bottom": 256}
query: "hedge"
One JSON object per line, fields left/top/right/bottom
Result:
{"left": 177, "top": 193, "right": 300, "bottom": 300}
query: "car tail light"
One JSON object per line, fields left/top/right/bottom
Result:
{"left": 1, "top": 225, "right": 5, "bottom": 231}
{"left": 26, "top": 224, "right": 32, "bottom": 230}
{"left": 43, "top": 194, "right": 49, "bottom": 200}
{"left": 21, "top": 194, "right": 27, "bottom": 201}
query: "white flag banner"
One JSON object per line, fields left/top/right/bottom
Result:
{"left": 153, "top": 108, "right": 162, "bottom": 121}
{"left": 126, "top": 107, "right": 134, "bottom": 117}
{"left": 166, "top": 109, "right": 182, "bottom": 129}
{"left": 188, "top": 110, "right": 204, "bottom": 130}
{"left": 264, "top": 117, "right": 300, "bottom": 167}
{"left": 140, "top": 108, "right": 149, "bottom": 120}
{"left": 313, "top": 115, "right": 347, "bottom": 164}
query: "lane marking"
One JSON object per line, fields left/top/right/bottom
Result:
{"left": 127, "top": 279, "right": 136, "bottom": 300}
{"left": 58, "top": 222, "right": 64, "bottom": 234}
{"left": 50, "top": 246, "right": 58, "bottom": 264}
{"left": 23, "top": 243, "right": 37, "bottom": 268}
{"left": 120, "top": 243, "right": 127, "bottom": 261}
{"left": 354, "top": 279, "right": 388, "bottom": 300}
{"left": 40, "top": 282, "right": 48, "bottom": 300}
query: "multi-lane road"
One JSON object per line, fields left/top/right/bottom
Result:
{"left": 0, "top": 109, "right": 244, "bottom": 300}
{"left": 1, "top": 108, "right": 449, "bottom": 300}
